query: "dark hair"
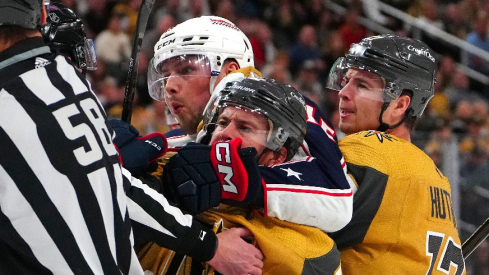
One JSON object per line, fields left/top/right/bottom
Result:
{"left": 401, "top": 89, "right": 419, "bottom": 130}
{"left": 0, "top": 26, "right": 38, "bottom": 44}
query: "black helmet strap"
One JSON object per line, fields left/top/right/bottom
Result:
{"left": 376, "top": 102, "right": 408, "bottom": 132}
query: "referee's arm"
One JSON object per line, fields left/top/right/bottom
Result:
{"left": 121, "top": 168, "right": 217, "bottom": 261}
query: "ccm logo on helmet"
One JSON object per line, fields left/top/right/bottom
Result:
{"left": 156, "top": 38, "right": 175, "bottom": 50}
{"left": 407, "top": 45, "right": 435, "bottom": 62}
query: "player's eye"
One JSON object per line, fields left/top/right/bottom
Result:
{"left": 238, "top": 126, "right": 252, "bottom": 133}
{"left": 216, "top": 119, "right": 229, "bottom": 128}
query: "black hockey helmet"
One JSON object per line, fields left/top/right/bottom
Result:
{"left": 203, "top": 78, "right": 307, "bottom": 160}
{"left": 42, "top": 3, "right": 96, "bottom": 72}
{"left": 0, "top": 0, "right": 44, "bottom": 29}
{"left": 327, "top": 34, "right": 437, "bottom": 122}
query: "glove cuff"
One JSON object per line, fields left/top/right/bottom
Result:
{"left": 137, "top": 132, "right": 168, "bottom": 162}
{"left": 179, "top": 221, "right": 218, "bottom": 262}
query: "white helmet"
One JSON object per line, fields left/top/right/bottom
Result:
{"left": 147, "top": 16, "right": 254, "bottom": 101}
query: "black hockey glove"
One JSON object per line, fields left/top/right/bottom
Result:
{"left": 109, "top": 119, "right": 167, "bottom": 175}
{"left": 165, "top": 139, "right": 263, "bottom": 214}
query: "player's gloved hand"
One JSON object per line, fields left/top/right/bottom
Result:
{"left": 210, "top": 138, "right": 263, "bottom": 206}
{"left": 165, "top": 142, "right": 221, "bottom": 214}
{"left": 109, "top": 119, "right": 167, "bottom": 175}
{"left": 165, "top": 138, "right": 263, "bottom": 214}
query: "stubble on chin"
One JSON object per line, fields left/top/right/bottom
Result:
{"left": 178, "top": 113, "right": 203, "bottom": 135}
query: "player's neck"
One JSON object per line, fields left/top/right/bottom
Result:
{"left": 386, "top": 125, "right": 411, "bottom": 142}
{"left": 0, "top": 32, "right": 42, "bottom": 52}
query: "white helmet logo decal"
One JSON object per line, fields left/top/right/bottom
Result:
{"left": 407, "top": 45, "right": 435, "bottom": 62}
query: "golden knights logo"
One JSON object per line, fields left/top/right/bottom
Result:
{"left": 361, "top": 130, "right": 397, "bottom": 143}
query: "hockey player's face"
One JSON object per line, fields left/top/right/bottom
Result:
{"left": 161, "top": 55, "right": 212, "bottom": 134}
{"left": 210, "top": 106, "right": 274, "bottom": 165}
{"left": 337, "top": 68, "right": 385, "bottom": 134}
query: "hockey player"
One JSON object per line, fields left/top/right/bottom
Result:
{"left": 139, "top": 15, "right": 353, "bottom": 232}
{"left": 326, "top": 34, "right": 466, "bottom": 274}
{"left": 138, "top": 77, "right": 342, "bottom": 274}
{"left": 0, "top": 1, "right": 261, "bottom": 274}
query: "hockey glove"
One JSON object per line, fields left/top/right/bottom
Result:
{"left": 165, "top": 139, "right": 263, "bottom": 214}
{"left": 165, "top": 142, "right": 221, "bottom": 214}
{"left": 210, "top": 138, "right": 263, "bottom": 207}
{"left": 109, "top": 119, "right": 168, "bottom": 175}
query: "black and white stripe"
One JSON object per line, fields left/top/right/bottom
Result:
{"left": 0, "top": 44, "right": 215, "bottom": 274}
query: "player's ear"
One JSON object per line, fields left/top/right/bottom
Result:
{"left": 392, "top": 94, "right": 411, "bottom": 117}
{"left": 266, "top": 147, "right": 287, "bottom": 166}
{"left": 222, "top": 60, "right": 240, "bottom": 75}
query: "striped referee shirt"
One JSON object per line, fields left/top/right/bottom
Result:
{"left": 0, "top": 37, "right": 216, "bottom": 274}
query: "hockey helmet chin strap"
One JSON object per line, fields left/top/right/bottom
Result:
{"left": 376, "top": 102, "right": 409, "bottom": 132}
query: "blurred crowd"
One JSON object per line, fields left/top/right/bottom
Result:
{"left": 52, "top": 0, "right": 489, "bottom": 272}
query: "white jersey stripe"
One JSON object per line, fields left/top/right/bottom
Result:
{"left": 56, "top": 56, "right": 88, "bottom": 95}
{"left": 0, "top": 92, "right": 103, "bottom": 272}
{"left": 267, "top": 190, "right": 353, "bottom": 232}
{"left": 126, "top": 197, "right": 176, "bottom": 238}
{"left": 19, "top": 68, "right": 65, "bottom": 105}
{"left": 116, "top": 165, "right": 129, "bottom": 223}
{"left": 266, "top": 183, "right": 353, "bottom": 195}
{"left": 87, "top": 167, "right": 116, "bottom": 261}
{"left": 0, "top": 165, "right": 72, "bottom": 273}
{"left": 126, "top": 169, "right": 194, "bottom": 228}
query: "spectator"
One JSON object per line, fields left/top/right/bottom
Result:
{"left": 261, "top": 49, "right": 293, "bottom": 84}
{"left": 443, "top": 3, "right": 470, "bottom": 39}
{"left": 459, "top": 111, "right": 489, "bottom": 156}
{"left": 248, "top": 20, "right": 276, "bottom": 70}
{"left": 424, "top": 118, "right": 462, "bottom": 218}
{"left": 461, "top": 143, "right": 489, "bottom": 183}
{"left": 267, "top": 0, "right": 306, "bottom": 49}
{"left": 288, "top": 24, "right": 322, "bottom": 76}
{"left": 461, "top": 11, "right": 489, "bottom": 75}
{"left": 141, "top": 13, "right": 176, "bottom": 62}
{"left": 451, "top": 100, "right": 474, "bottom": 136}
{"left": 82, "top": 0, "right": 110, "bottom": 36}
{"left": 292, "top": 59, "right": 324, "bottom": 107}
{"left": 214, "top": 0, "right": 237, "bottom": 23}
{"left": 321, "top": 30, "right": 346, "bottom": 72}
{"left": 111, "top": 0, "right": 142, "bottom": 40}
{"left": 151, "top": 0, "right": 182, "bottom": 25}
{"left": 337, "top": 8, "right": 367, "bottom": 52}
{"left": 436, "top": 55, "right": 457, "bottom": 92}
{"left": 467, "top": 240, "right": 489, "bottom": 274}
{"left": 444, "top": 70, "right": 487, "bottom": 109}
{"left": 94, "top": 13, "right": 132, "bottom": 80}
{"left": 179, "top": 0, "right": 211, "bottom": 22}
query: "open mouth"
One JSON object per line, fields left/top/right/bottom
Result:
{"left": 171, "top": 102, "right": 183, "bottom": 114}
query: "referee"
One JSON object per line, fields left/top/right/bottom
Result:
{"left": 0, "top": 1, "right": 224, "bottom": 273}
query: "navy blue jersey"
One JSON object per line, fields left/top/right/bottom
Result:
{"left": 259, "top": 98, "right": 353, "bottom": 232}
